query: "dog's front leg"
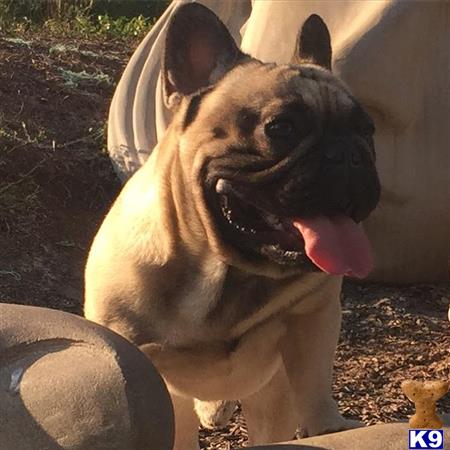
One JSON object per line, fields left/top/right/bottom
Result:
{"left": 170, "top": 393, "right": 200, "bottom": 450}
{"left": 281, "top": 282, "right": 362, "bottom": 437}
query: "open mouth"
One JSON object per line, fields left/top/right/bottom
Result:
{"left": 215, "top": 179, "right": 308, "bottom": 267}
{"left": 212, "top": 178, "right": 374, "bottom": 278}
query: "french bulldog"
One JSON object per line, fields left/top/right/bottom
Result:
{"left": 85, "top": 4, "right": 380, "bottom": 449}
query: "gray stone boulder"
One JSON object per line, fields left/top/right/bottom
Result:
{"left": 246, "top": 419, "right": 450, "bottom": 450}
{"left": 0, "top": 303, "right": 174, "bottom": 450}
{"left": 2, "top": 303, "right": 448, "bottom": 450}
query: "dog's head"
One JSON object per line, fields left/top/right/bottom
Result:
{"left": 161, "top": 4, "right": 380, "bottom": 278}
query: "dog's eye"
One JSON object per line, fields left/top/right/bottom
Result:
{"left": 265, "top": 119, "right": 295, "bottom": 139}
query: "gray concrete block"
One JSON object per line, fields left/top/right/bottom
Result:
{"left": 246, "top": 420, "right": 450, "bottom": 450}
{"left": 0, "top": 303, "right": 174, "bottom": 450}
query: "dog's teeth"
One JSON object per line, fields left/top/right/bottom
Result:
{"left": 216, "top": 179, "right": 225, "bottom": 193}
{"left": 216, "top": 179, "right": 230, "bottom": 194}
{"left": 221, "top": 195, "right": 229, "bottom": 208}
{"left": 264, "top": 212, "right": 277, "bottom": 224}
{"left": 219, "top": 193, "right": 258, "bottom": 235}
{"left": 263, "top": 212, "right": 283, "bottom": 230}
{"left": 226, "top": 219, "right": 256, "bottom": 235}
{"left": 282, "top": 250, "right": 302, "bottom": 260}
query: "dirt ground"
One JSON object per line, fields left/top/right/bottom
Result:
{"left": 0, "top": 33, "right": 449, "bottom": 449}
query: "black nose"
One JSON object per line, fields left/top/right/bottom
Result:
{"left": 319, "top": 137, "right": 380, "bottom": 221}
{"left": 274, "top": 136, "right": 380, "bottom": 222}
{"left": 324, "top": 143, "right": 363, "bottom": 167}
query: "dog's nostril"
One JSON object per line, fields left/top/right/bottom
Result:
{"left": 350, "top": 149, "right": 362, "bottom": 166}
{"left": 325, "top": 147, "right": 345, "bottom": 163}
{"left": 325, "top": 145, "right": 363, "bottom": 167}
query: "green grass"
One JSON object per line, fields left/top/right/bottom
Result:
{"left": 0, "top": 0, "right": 168, "bottom": 39}
{"left": 1, "top": 13, "right": 156, "bottom": 39}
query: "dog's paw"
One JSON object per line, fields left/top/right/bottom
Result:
{"left": 297, "top": 414, "right": 364, "bottom": 438}
{"left": 194, "top": 399, "right": 237, "bottom": 429}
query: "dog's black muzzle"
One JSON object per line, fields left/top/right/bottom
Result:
{"left": 277, "top": 135, "right": 381, "bottom": 222}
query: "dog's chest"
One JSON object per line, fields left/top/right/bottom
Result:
{"left": 157, "top": 265, "right": 306, "bottom": 346}
{"left": 149, "top": 257, "right": 228, "bottom": 345}
{"left": 208, "top": 269, "right": 288, "bottom": 328}
{"left": 172, "top": 258, "right": 226, "bottom": 326}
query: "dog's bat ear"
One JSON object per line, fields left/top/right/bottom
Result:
{"left": 293, "top": 14, "right": 332, "bottom": 71}
{"left": 163, "top": 3, "right": 245, "bottom": 110}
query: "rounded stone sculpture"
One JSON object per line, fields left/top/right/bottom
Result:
{"left": 246, "top": 419, "right": 450, "bottom": 450}
{"left": 0, "top": 303, "right": 174, "bottom": 450}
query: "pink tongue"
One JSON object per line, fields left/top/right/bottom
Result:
{"left": 292, "top": 215, "right": 373, "bottom": 278}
